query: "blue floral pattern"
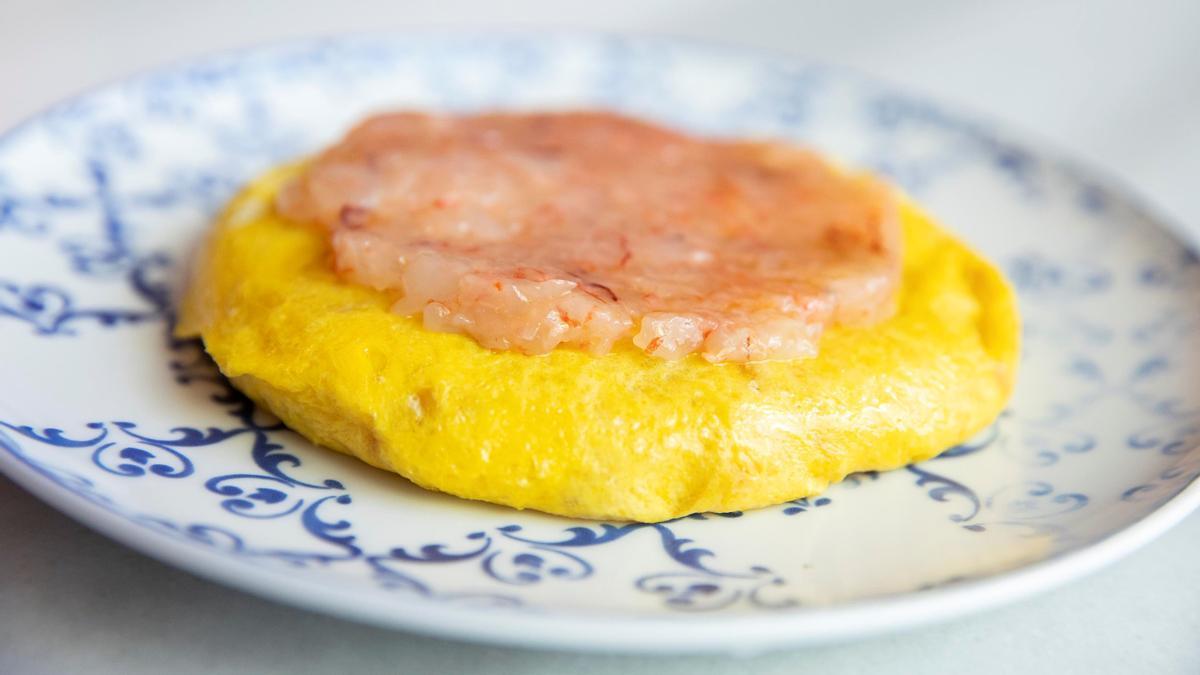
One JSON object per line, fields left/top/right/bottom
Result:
{"left": 1, "top": 34, "right": 1198, "bottom": 621}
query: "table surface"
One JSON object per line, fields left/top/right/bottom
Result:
{"left": 2, "top": 1, "right": 1198, "bottom": 673}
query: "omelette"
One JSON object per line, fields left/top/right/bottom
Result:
{"left": 177, "top": 112, "right": 1019, "bottom": 522}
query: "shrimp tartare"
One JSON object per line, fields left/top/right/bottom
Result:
{"left": 278, "top": 112, "right": 899, "bottom": 362}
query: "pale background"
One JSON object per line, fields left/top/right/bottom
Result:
{"left": 2, "top": 1, "right": 1198, "bottom": 673}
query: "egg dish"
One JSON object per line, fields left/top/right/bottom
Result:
{"left": 177, "top": 112, "right": 1019, "bottom": 522}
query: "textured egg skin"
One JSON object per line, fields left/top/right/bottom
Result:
{"left": 177, "top": 165, "right": 1019, "bottom": 522}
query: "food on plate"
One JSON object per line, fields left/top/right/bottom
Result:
{"left": 177, "top": 111, "right": 1019, "bottom": 522}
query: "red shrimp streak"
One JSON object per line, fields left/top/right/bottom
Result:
{"left": 277, "top": 111, "right": 902, "bottom": 362}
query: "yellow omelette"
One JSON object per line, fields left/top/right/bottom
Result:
{"left": 178, "top": 164, "right": 1019, "bottom": 522}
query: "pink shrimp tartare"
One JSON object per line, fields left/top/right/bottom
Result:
{"left": 277, "top": 111, "right": 901, "bottom": 362}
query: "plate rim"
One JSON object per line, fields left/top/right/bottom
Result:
{"left": 2, "top": 29, "right": 1199, "bottom": 654}
{"left": 5, "top": 437, "right": 1199, "bottom": 654}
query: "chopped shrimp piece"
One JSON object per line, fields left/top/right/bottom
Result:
{"left": 278, "top": 111, "right": 900, "bottom": 362}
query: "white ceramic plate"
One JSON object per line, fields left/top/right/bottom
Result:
{"left": 2, "top": 32, "right": 1199, "bottom": 654}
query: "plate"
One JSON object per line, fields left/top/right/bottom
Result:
{"left": 2, "top": 32, "right": 1199, "bottom": 654}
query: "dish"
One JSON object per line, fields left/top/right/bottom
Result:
{"left": 1, "top": 33, "right": 1198, "bottom": 653}
{"left": 180, "top": 158, "right": 1016, "bottom": 521}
